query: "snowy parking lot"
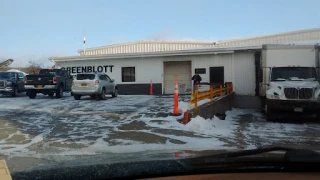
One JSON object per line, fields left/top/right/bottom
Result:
{"left": 1, "top": 93, "right": 320, "bottom": 172}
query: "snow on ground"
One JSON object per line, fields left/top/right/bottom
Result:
{"left": 1, "top": 93, "right": 320, "bottom": 172}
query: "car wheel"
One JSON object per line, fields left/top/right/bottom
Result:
{"left": 56, "top": 85, "right": 63, "bottom": 98}
{"left": 48, "top": 92, "right": 54, "bottom": 97}
{"left": 112, "top": 88, "right": 118, "bottom": 98}
{"left": 28, "top": 90, "right": 37, "bottom": 99}
{"left": 74, "top": 94, "right": 81, "bottom": 100}
{"left": 99, "top": 89, "right": 106, "bottom": 100}
{"left": 12, "top": 86, "right": 18, "bottom": 97}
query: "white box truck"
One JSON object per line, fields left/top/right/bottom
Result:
{"left": 260, "top": 44, "right": 320, "bottom": 120}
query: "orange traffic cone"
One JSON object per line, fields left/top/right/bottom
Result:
{"left": 173, "top": 78, "right": 179, "bottom": 115}
{"left": 150, "top": 80, "right": 153, "bottom": 95}
{"left": 182, "top": 110, "right": 190, "bottom": 124}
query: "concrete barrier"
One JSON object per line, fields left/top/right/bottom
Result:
{"left": 188, "top": 92, "right": 235, "bottom": 120}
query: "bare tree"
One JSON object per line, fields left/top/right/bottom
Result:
{"left": 27, "top": 60, "right": 42, "bottom": 74}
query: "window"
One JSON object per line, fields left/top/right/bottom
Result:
{"left": 195, "top": 68, "right": 206, "bottom": 74}
{"left": 18, "top": 72, "right": 24, "bottom": 78}
{"left": 77, "top": 74, "right": 96, "bottom": 80}
{"left": 99, "top": 75, "right": 107, "bottom": 81}
{"left": 122, "top": 67, "right": 135, "bottom": 82}
{"left": 105, "top": 75, "right": 112, "bottom": 82}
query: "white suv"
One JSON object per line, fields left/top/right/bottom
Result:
{"left": 72, "top": 72, "right": 118, "bottom": 100}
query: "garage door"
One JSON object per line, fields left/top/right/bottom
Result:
{"left": 164, "top": 61, "right": 192, "bottom": 94}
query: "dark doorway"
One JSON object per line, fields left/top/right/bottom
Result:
{"left": 254, "top": 52, "right": 262, "bottom": 96}
{"left": 209, "top": 67, "right": 224, "bottom": 85}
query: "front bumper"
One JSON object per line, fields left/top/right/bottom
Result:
{"left": 0, "top": 87, "right": 13, "bottom": 94}
{"left": 25, "top": 85, "right": 57, "bottom": 90}
{"left": 266, "top": 99, "right": 320, "bottom": 112}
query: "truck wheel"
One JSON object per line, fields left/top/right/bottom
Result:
{"left": 112, "top": 88, "right": 118, "bottom": 98}
{"left": 316, "top": 113, "right": 320, "bottom": 121}
{"left": 28, "top": 90, "right": 37, "bottom": 99}
{"left": 265, "top": 105, "right": 276, "bottom": 121}
{"left": 48, "top": 92, "right": 54, "bottom": 97}
{"left": 74, "top": 94, "right": 81, "bottom": 100}
{"left": 99, "top": 89, "right": 106, "bottom": 100}
{"left": 56, "top": 85, "right": 63, "bottom": 98}
{"left": 11, "top": 86, "right": 18, "bottom": 97}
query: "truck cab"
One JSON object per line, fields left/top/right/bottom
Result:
{"left": 25, "top": 69, "right": 73, "bottom": 99}
{"left": 265, "top": 66, "right": 320, "bottom": 119}
{"left": 0, "top": 71, "right": 26, "bottom": 97}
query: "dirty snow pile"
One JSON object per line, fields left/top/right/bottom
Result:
{"left": 185, "top": 109, "right": 246, "bottom": 136}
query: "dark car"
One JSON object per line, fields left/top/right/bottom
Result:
{"left": 24, "top": 69, "right": 73, "bottom": 99}
{"left": 0, "top": 71, "right": 26, "bottom": 97}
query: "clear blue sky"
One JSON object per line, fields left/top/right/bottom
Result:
{"left": 1, "top": 0, "right": 319, "bottom": 67}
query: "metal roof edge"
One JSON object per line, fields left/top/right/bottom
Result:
{"left": 77, "top": 40, "right": 217, "bottom": 53}
{"left": 50, "top": 45, "right": 262, "bottom": 62}
{"left": 262, "top": 44, "right": 316, "bottom": 50}
{"left": 216, "top": 28, "right": 320, "bottom": 44}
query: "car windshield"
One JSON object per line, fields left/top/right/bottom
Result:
{"left": 271, "top": 67, "right": 318, "bottom": 81}
{"left": 3, "top": 1, "right": 320, "bottom": 179}
{"left": 76, "top": 74, "right": 95, "bottom": 80}
{"left": 0, "top": 72, "right": 15, "bottom": 80}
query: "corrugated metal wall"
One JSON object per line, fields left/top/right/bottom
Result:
{"left": 79, "top": 41, "right": 215, "bottom": 56}
{"left": 233, "top": 52, "right": 256, "bottom": 96}
{"left": 216, "top": 29, "right": 320, "bottom": 47}
{"left": 55, "top": 52, "right": 257, "bottom": 95}
{"left": 55, "top": 57, "right": 163, "bottom": 84}
{"left": 191, "top": 54, "right": 233, "bottom": 84}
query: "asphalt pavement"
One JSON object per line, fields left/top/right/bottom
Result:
{"left": 1, "top": 92, "right": 320, "bottom": 172}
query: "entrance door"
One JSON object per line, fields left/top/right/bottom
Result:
{"left": 209, "top": 67, "right": 224, "bottom": 85}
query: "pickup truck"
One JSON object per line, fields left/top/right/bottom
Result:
{"left": 0, "top": 71, "right": 26, "bottom": 97}
{"left": 24, "top": 69, "right": 73, "bottom": 99}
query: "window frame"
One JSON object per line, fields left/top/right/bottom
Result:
{"left": 105, "top": 75, "right": 112, "bottom": 82}
{"left": 121, "top": 67, "right": 135, "bottom": 82}
{"left": 195, "top": 68, "right": 206, "bottom": 74}
{"left": 18, "top": 72, "right": 24, "bottom": 78}
{"left": 99, "top": 74, "right": 107, "bottom": 81}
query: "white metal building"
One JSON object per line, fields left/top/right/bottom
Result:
{"left": 50, "top": 28, "right": 320, "bottom": 96}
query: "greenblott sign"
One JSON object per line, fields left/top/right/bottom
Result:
{"left": 61, "top": 65, "right": 114, "bottom": 74}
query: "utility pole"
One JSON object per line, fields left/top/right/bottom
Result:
{"left": 83, "top": 29, "right": 86, "bottom": 53}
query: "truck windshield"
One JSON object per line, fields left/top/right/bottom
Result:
{"left": 0, "top": 72, "right": 15, "bottom": 80}
{"left": 76, "top": 74, "right": 95, "bottom": 80}
{"left": 40, "top": 69, "right": 63, "bottom": 76}
{"left": 271, "top": 67, "right": 318, "bottom": 81}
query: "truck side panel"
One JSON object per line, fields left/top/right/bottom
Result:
{"left": 266, "top": 48, "right": 316, "bottom": 67}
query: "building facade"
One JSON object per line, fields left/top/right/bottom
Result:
{"left": 50, "top": 28, "right": 320, "bottom": 96}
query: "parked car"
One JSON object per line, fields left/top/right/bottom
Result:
{"left": 0, "top": 71, "right": 26, "bottom": 97}
{"left": 72, "top": 72, "right": 118, "bottom": 100}
{"left": 24, "top": 69, "right": 73, "bottom": 99}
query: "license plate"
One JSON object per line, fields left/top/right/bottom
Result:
{"left": 294, "top": 107, "right": 303, "bottom": 112}
{"left": 37, "top": 85, "right": 43, "bottom": 89}
{"left": 81, "top": 84, "right": 87, "bottom": 86}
